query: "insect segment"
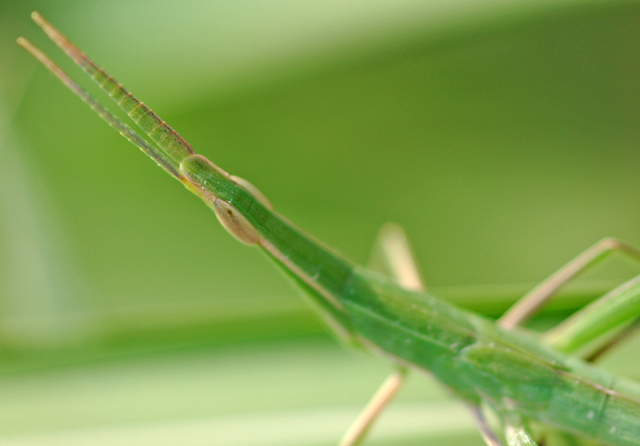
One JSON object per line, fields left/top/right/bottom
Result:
{"left": 18, "top": 13, "right": 640, "bottom": 446}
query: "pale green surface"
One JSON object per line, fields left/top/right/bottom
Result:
{"left": 0, "top": 337, "right": 480, "bottom": 445}
{"left": 2, "top": 0, "right": 640, "bottom": 444}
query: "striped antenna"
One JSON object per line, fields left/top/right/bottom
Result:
{"left": 16, "top": 36, "right": 186, "bottom": 182}
{"left": 30, "top": 12, "right": 195, "bottom": 164}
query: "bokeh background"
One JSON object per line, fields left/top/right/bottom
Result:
{"left": 1, "top": 0, "right": 640, "bottom": 445}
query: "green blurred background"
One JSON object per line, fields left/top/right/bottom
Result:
{"left": 1, "top": 0, "right": 640, "bottom": 444}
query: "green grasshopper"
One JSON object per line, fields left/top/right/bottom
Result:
{"left": 18, "top": 12, "right": 640, "bottom": 446}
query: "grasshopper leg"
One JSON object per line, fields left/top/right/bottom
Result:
{"left": 543, "top": 274, "right": 640, "bottom": 359}
{"left": 338, "top": 369, "right": 407, "bottom": 446}
{"left": 338, "top": 224, "right": 424, "bottom": 446}
{"left": 498, "top": 238, "right": 640, "bottom": 330}
{"left": 471, "top": 406, "right": 505, "bottom": 446}
{"left": 367, "top": 223, "right": 426, "bottom": 291}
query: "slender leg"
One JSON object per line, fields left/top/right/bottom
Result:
{"left": 368, "top": 222, "right": 426, "bottom": 291}
{"left": 544, "top": 274, "right": 640, "bottom": 356}
{"left": 583, "top": 324, "right": 640, "bottom": 363}
{"left": 470, "top": 406, "right": 504, "bottom": 446}
{"left": 338, "top": 369, "right": 407, "bottom": 446}
{"left": 338, "top": 224, "right": 425, "bottom": 446}
{"left": 473, "top": 407, "right": 542, "bottom": 446}
{"left": 498, "top": 238, "right": 640, "bottom": 330}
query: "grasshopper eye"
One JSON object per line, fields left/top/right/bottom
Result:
{"left": 213, "top": 199, "right": 260, "bottom": 245}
